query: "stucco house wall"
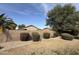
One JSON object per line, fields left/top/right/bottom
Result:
{"left": 23, "top": 25, "right": 40, "bottom": 31}
{"left": 0, "top": 27, "right": 55, "bottom": 43}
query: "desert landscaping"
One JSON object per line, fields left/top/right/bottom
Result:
{"left": 1, "top": 3, "right": 79, "bottom": 55}
{"left": 0, "top": 36, "right": 79, "bottom": 55}
{"left": 0, "top": 27, "right": 79, "bottom": 55}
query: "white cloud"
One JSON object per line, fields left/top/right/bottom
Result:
{"left": 41, "top": 3, "right": 50, "bottom": 16}
{"left": 0, "top": 8, "right": 28, "bottom": 16}
{"left": 0, "top": 4, "right": 52, "bottom": 16}
{"left": 13, "top": 10, "right": 27, "bottom": 16}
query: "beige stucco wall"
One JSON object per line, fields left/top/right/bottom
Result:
{"left": 0, "top": 29, "right": 55, "bottom": 43}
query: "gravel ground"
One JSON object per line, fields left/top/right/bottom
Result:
{"left": 0, "top": 37, "right": 79, "bottom": 55}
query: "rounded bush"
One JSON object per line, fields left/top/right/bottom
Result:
{"left": 74, "top": 35, "right": 79, "bottom": 39}
{"left": 20, "top": 33, "right": 32, "bottom": 41}
{"left": 43, "top": 32, "right": 50, "bottom": 39}
{"left": 32, "top": 32, "right": 40, "bottom": 42}
{"left": 61, "top": 33, "right": 74, "bottom": 40}
{"left": 52, "top": 32, "right": 59, "bottom": 38}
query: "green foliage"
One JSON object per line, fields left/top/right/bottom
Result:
{"left": 0, "top": 13, "right": 6, "bottom": 26}
{"left": 52, "top": 32, "right": 59, "bottom": 38}
{"left": 32, "top": 32, "right": 40, "bottom": 42}
{"left": 74, "top": 36, "right": 79, "bottom": 39}
{"left": 20, "top": 33, "right": 32, "bottom": 41}
{"left": 4, "top": 19, "right": 17, "bottom": 30}
{"left": 18, "top": 24, "right": 25, "bottom": 30}
{"left": 0, "top": 13, "right": 17, "bottom": 30}
{"left": 46, "top": 4, "right": 79, "bottom": 36}
{"left": 74, "top": 35, "right": 79, "bottom": 39}
{"left": 43, "top": 32, "right": 50, "bottom": 39}
{"left": 61, "top": 33, "right": 74, "bottom": 40}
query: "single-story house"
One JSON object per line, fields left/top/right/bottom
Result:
{"left": 23, "top": 25, "right": 41, "bottom": 31}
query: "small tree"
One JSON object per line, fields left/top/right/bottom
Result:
{"left": 0, "top": 13, "right": 6, "bottom": 31}
{"left": 46, "top": 4, "right": 79, "bottom": 36}
{"left": 0, "top": 13, "right": 17, "bottom": 41}
{"left": 0, "top": 13, "right": 17, "bottom": 30}
{"left": 18, "top": 24, "right": 25, "bottom": 30}
{"left": 4, "top": 19, "right": 17, "bottom": 30}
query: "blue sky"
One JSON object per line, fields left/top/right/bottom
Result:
{"left": 0, "top": 3, "right": 79, "bottom": 29}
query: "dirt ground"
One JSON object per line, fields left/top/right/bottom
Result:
{"left": 0, "top": 37, "right": 79, "bottom": 55}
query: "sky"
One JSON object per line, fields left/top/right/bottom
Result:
{"left": 0, "top": 3, "right": 79, "bottom": 29}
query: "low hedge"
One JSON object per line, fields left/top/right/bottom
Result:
{"left": 61, "top": 33, "right": 74, "bottom": 40}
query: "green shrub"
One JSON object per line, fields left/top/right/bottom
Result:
{"left": 43, "top": 32, "right": 50, "bottom": 39}
{"left": 74, "top": 35, "right": 79, "bottom": 39}
{"left": 52, "top": 32, "right": 59, "bottom": 38}
{"left": 32, "top": 32, "right": 40, "bottom": 42}
{"left": 20, "top": 33, "right": 32, "bottom": 41}
{"left": 61, "top": 33, "right": 74, "bottom": 40}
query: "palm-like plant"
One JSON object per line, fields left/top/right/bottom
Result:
{"left": 0, "top": 13, "right": 17, "bottom": 41}
{"left": 0, "top": 13, "right": 17, "bottom": 32}
{"left": 0, "top": 13, "right": 6, "bottom": 32}
{"left": 4, "top": 18, "right": 17, "bottom": 30}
